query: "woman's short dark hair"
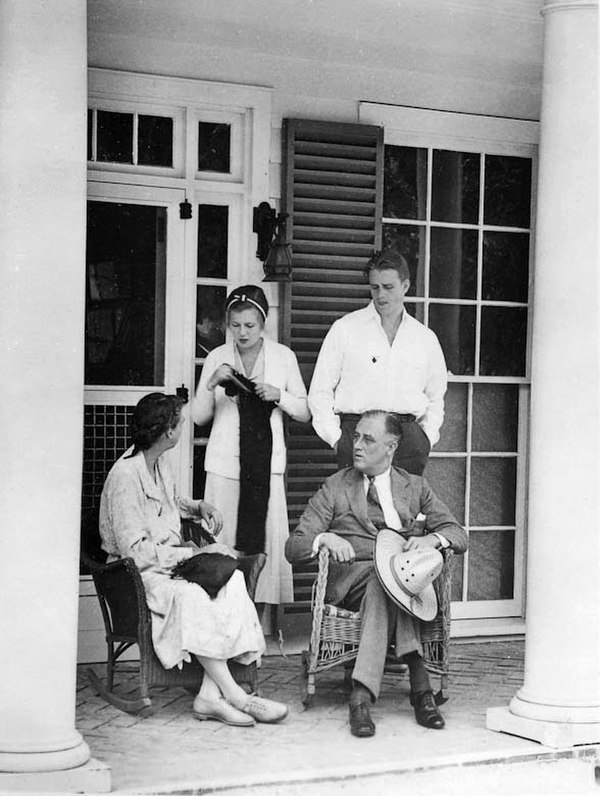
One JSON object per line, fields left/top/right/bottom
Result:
{"left": 225, "top": 284, "right": 269, "bottom": 323}
{"left": 128, "top": 392, "right": 184, "bottom": 454}
{"left": 364, "top": 249, "right": 410, "bottom": 283}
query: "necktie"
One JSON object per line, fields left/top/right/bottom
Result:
{"left": 366, "top": 476, "right": 387, "bottom": 531}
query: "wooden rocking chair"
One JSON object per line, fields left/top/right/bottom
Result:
{"left": 301, "top": 546, "right": 453, "bottom": 707}
{"left": 82, "top": 520, "right": 266, "bottom": 716}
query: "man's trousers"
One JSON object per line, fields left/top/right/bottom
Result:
{"left": 341, "top": 567, "right": 423, "bottom": 700}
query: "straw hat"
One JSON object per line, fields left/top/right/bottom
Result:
{"left": 374, "top": 529, "right": 443, "bottom": 621}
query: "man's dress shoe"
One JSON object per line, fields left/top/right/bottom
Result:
{"left": 411, "top": 690, "right": 445, "bottom": 729}
{"left": 349, "top": 701, "right": 375, "bottom": 737}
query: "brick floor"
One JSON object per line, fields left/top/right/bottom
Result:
{"left": 78, "top": 640, "right": 584, "bottom": 793}
{"left": 76, "top": 640, "right": 599, "bottom": 794}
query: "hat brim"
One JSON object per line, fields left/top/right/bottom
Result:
{"left": 374, "top": 530, "right": 439, "bottom": 622}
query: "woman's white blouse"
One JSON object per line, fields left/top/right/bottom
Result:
{"left": 193, "top": 337, "right": 310, "bottom": 478}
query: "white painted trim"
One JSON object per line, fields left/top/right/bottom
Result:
{"left": 542, "top": 1, "right": 598, "bottom": 14}
{"left": 89, "top": 68, "right": 272, "bottom": 110}
{"left": 451, "top": 617, "right": 526, "bottom": 638}
{"left": 358, "top": 103, "right": 539, "bottom": 154}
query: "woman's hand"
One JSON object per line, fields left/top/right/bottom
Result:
{"left": 198, "top": 501, "right": 224, "bottom": 535}
{"left": 253, "top": 381, "right": 281, "bottom": 403}
{"left": 200, "top": 542, "right": 237, "bottom": 558}
{"left": 206, "top": 364, "right": 235, "bottom": 391}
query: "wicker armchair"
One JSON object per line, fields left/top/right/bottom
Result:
{"left": 301, "top": 546, "right": 453, "bottom": 707}
{"left": 82, "top": 527, "right": 266, "bottom": 716}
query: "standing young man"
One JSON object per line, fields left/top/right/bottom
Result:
{"left": 308, "top": 250, "right": 447, "bottom": 475}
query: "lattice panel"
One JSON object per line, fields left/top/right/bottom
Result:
{"left": 82, "top": 404, "right": 134, "bottom": 514}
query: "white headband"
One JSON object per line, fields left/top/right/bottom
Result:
{"left": 226, "top": 293, "right": 267, "bottom": 321}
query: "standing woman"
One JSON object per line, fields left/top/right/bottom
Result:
{"left": 193, "top": 285, "right": 310, "bottom": 611}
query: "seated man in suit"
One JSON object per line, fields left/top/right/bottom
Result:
{"left": 285, "top": 410, "right": 467, "bottom": 738}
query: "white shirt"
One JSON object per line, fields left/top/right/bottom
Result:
{"left": 364, "top": 469, "right": 402, "bottom": 530}
{"left": 308, "top": 302, "right": 448, "bottom": 448}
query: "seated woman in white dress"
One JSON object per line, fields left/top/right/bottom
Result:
{"left": 99, "top": 392, "right": 288, "bottom": 727}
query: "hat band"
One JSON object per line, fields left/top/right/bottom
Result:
{"left": 226, "top": 294, "right": 267, "bottom": 320}
{"left": 388, "top": 556, "right": 431, "bottom": 601}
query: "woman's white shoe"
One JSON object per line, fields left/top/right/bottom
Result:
{"left": 241, "top": 696, "right": 288, "bottom": 723}
{"left": 193, "top": 697, "right": 255, "bottom": 727}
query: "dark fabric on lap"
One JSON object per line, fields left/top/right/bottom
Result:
{"left": 170, "top": 553, "right": 238, "bottom": 599}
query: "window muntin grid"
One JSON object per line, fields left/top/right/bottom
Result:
{"left": 383, "top": 145, "right": 532, "bottom": 611}
{"left": 88, "top": 108, "right": 174, "bottom": 168}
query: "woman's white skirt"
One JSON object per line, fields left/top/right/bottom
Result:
{"left": 143, "top": 569, "right": 265, "bottom": 670}
{"left": 204, "top": 472, "right": 294, "bottom": 605}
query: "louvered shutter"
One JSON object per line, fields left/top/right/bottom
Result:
{"left": 280, "top": 119, "right": 383, "bottom": 624}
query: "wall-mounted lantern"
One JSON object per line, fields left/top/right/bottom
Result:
{"left": 252, "top": 201, "right": 293, "bottom": 282}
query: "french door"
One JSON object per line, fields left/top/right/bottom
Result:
{"left": 83, "top": 182, "right": 191, "bottom": 503}
{"left": 83, "top": 182, "right": 246, "bottom": 512}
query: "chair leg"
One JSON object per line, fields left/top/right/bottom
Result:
{"left": 435, "top": 672, "right": 449, "bottom": 705}
{"left": 87, "top": 667, "right": 154, "bottom": 716}
{"left": 301, "top": 651, "right": 315, "bottom": 708}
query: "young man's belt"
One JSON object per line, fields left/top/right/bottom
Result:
{"left": 339, "top": 412, "right": 416, "bottom": 423}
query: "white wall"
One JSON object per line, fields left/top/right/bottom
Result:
{"left": 87, "top": 0, "right": 543, "bottom": 125}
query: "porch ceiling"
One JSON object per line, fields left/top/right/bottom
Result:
{"left": 88, "top": 0, "right": 543, "bottom": 97}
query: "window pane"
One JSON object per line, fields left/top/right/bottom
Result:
{"left": 382, "top": 224, "right": 425, "bottom": 296}
{"left": 437, "top": 383, "right": 468, "bottom": 452}
{"left": 482, "top": 231, "right": 529, "bottom": 303}
{"left": 472, "top": 384, "right": 519, "bottom": 452}
{"left": 470, "top": 457, "right": 516, "bottom": 526}
{"left": 480, "top": 307, "right": 527, "bottom": 377}
{"left": 193, "top": 365, "right": 214, "bottom": 440}
{"left": 198, "top": 122, "right": 231, "bottom": 172}
{"left": 430, "top": 227, "right": 478, "bottom": 299}
{"left": 429, "top": 304, "right": 476, "bottom": 376}
{"left": 468, "top": 530, "right": 515, "bottom": 600}
{"left": 424, "top": 457, "right": 466, "bottom": 525}
{"left": 196, "top": 285, "right": 226, "bottom": 358}
{"left": 85, "top": 202, "right": 166, "bottom": 385}
{"left": 138, "top": 115, "right": 173, "bottom": 167}
{"left": 383, "top": 146, "right": 427, "bottom": 220}
{"left": 404, "top": 302, "right": 424, "bottom": 324}
{"left": 193, "top": 444, "right": 207, "bottom": 500}
{"left": 432, "top": 150, "right": 480, "bottom": 224}
{"left": 87, "top": 109, "right": 93, "bottom": 161}
{"left": 198, "top": 205, "right": 229, "bottom": 278}
{"left": 97, "top": 110, "right": 133, "bottom": 163}
{"left": 484, "top": 155, "right": 532, "bottom": 228}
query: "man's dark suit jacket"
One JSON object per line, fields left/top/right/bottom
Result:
{"left": 285, "top": 466, "right": 468, "bottom": 606}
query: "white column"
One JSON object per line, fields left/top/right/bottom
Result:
{"left": 0, "top": 1, "right": 109, "bottom": 787}
{"left": 487, "top": 0, "right": 600, "bottom": 748}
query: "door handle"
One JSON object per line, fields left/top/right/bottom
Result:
{"left": 176, "top": 384, "right": 189, "bottom": 403}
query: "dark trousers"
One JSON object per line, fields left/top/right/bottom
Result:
{"left": 337, "top": 414, "right": 431, "bottom": 475}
